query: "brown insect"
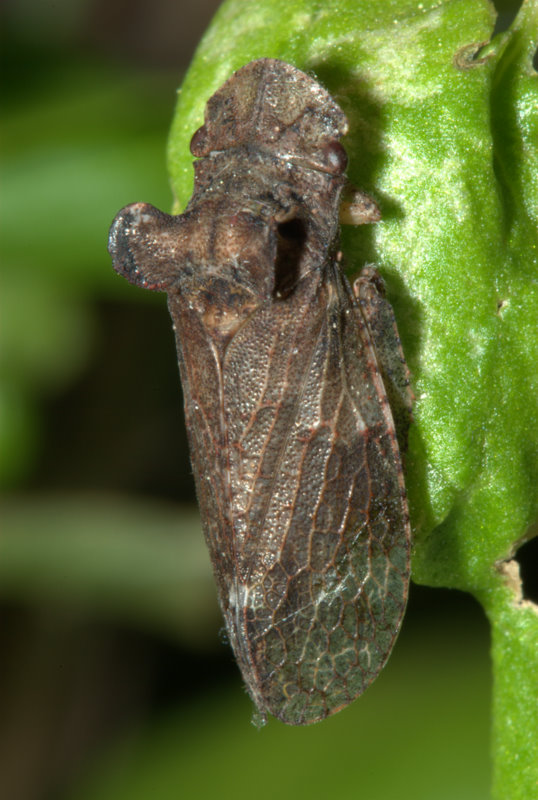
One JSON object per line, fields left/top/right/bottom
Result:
{"left": 108, "top": 59, "right": 412, "bottom": 725}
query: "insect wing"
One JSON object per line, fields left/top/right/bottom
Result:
{"left": 220, "top": 267, "right": 410, "bottom": 725}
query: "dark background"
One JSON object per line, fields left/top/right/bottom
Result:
{"left": 1, "top": 1, "right": 535, "bottom": 798}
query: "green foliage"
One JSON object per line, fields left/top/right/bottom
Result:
{"left": 1, "top": 1, "right": 536, "bottom": 798}
{"left": 0, "top": 497, "right": 217, "bottom": 645}
{"left": 169, "top": 0, "right": 538, "bottom": 588}
{"left": 71, "top": 624, "right": 491, "bottom": 800}
{"left": 165, "top": 0, "right": 538, "bottom": 796}
{"left": 0, "top": 64, "right": 174, "bottom": 485}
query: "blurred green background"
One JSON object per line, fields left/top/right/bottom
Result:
{"left": 1, "top": 1, "right": 536, "bottom": 798}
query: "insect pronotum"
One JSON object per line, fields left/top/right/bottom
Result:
{"left": 108, "top": 59, "right": 412, "bottom": 725}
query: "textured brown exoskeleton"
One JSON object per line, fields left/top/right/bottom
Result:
{"left": 109, "top": 59, "right": 412, "bottom": 725}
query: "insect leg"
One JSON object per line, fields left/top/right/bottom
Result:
{"left": 339, "top": 185, "right": 381, "bottom": 226}
{"left": 353, "top": 267, "right": 413, "bottom": 454}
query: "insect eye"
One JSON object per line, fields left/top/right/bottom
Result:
{"left": 190, "top": 125, "right": 210, "bottom": 156}
{"left": 273, "top": 218, "right": 306, "bottom": 299}
{"left": 322, "top": 141, "right": 348, "bottom": 174}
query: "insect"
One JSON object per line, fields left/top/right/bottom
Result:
{"left": 108, "top": 59, "right": 412, "bottom": 725}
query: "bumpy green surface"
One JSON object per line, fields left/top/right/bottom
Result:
{"left": 166, "top": 1, "right": 538, "bottom": 796}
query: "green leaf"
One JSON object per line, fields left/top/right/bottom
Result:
{"left": 165, "top": 0, "right": 538, "bottom": 795}
{"left": 168, "top": 0, "right": 538, "bottom": 582}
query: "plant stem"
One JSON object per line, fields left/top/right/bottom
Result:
{"left": 478, "top": 563, "right": 538, "bottom": 800}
